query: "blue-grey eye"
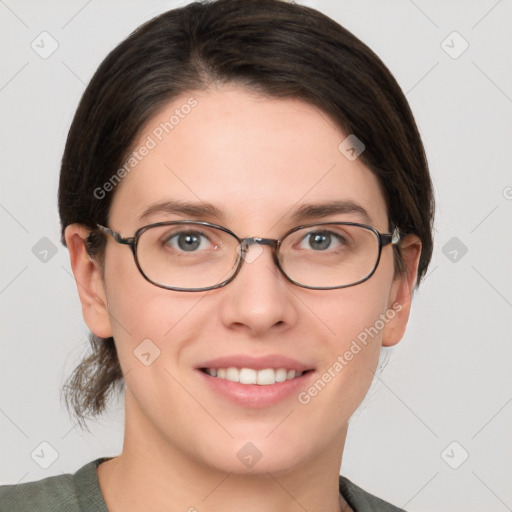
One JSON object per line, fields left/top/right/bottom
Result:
{"left": 301, "top": 231, "right": 340, "bottom": 251}
{"left": 166, "top": 231, "right": 210, "bottom": 252}
{"left": 310, "top": 232, "right": 331, "bottom": 250}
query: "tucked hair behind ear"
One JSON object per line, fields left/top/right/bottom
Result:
{"left": 59, "top": 0, "right": 434, "bottom": 430}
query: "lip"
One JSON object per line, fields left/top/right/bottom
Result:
{"left": 197, "top": 369, "right": 316, "bottom": 408}
{"left": 196, "top": 354, "right": 313, "bottom": 373}
{"left": 195, "top": 354, "right": 316, "bottom": 409}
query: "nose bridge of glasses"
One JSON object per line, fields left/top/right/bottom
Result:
{"left": 239, "top": 237, "right": 278, "bottom": 253}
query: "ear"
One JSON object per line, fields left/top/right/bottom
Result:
{"left": 381, "top": 234, "right": 422, "bottom": 347}
{"left": 64, "top": 224, "right": 113, "bottom": 338}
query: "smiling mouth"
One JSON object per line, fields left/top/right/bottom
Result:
{"left": 200, "top": 367, "right": 313, "bottom": 385}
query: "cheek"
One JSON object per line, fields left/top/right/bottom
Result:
{"left": 101, "top": 249, "right": 192, "bottom": 368}
{"left": 305, "top": 278, "right": 392, "bottom": 405}
{"left": 101, "top": 257, "right": 207, "bottom": 424}
{"left": 317, "top": 274, "right": 392, "bottom": 349}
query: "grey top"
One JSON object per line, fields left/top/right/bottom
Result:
{"left": 0, "top": 457, "right": 405, "bottom": 511}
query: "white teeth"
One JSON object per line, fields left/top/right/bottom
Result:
{"left": 256, "top": 368, "right": 275, "bottom": 385}
{"left": 226, "top": 367, "right": 239, "bottom": 381}
{"left": 204, "top": 367, "right": 305, "bottom": 385}
{"left": 239, "top": 368, "right": 257, "bottom": 384}
{"left": 275, "top": 368, "right": 287, "bottom": 382}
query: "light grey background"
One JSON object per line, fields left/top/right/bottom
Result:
{"left": 1, "top": 1, "right": 511, "bottom": 511}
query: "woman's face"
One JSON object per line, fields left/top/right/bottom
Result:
{"left": 74, "top": 85, "right": 418, "bottom": 476}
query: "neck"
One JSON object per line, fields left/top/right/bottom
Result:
{"left": 97, "top": 394, "right": 352, "bottom": 512}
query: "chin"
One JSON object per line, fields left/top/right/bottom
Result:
{"left": 197, "top": 435, "right": 310, "bottom": 476}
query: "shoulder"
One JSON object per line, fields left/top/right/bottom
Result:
{"left": 0, "top": 458, "right": 109, "bottom": 512}
{"left": 339, "top": 475, "right": 406, "bottom": 512}
{"left": 0, "top": 472, "right": 79, "bottom": 511}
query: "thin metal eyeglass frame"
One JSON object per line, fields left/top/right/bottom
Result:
{"left": 95, "top": 220, "right": 401, "bottom": 292}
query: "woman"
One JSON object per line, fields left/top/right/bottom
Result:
{"left": 0, "top": 0, "right": 433, "bottom": 510}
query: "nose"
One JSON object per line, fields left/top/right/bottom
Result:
{"left": 218, "top": 243, "right": 299, "bottom": 337}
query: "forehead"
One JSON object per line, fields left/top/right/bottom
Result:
{"left": 108, "top": 85, "right": 388, "bottom": 233}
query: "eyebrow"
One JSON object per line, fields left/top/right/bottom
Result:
{"left": 290, "top": 200, "right": 373, "bottom": 225}
{"left": 138, "top": 200, "right": 225, "bottom": 222}
{"left": 138, "top": 199, "right": 372, "bottom": 225}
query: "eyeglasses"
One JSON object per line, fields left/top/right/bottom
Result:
{"left": 94, "top": 220, "right": 400, "bottom": 292}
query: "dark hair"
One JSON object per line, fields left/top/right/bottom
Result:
{"left": 58, "top": 0, "right": 434, "bottom": 430}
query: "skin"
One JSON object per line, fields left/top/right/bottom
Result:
{"left": 65, "top": 85, "right": 421, "bottom": 512}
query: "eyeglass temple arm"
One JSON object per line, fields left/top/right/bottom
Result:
{"left": 382, "top": 227, "right": 401, "bottom": 246}
{"left": 96, "top": 224, "right": 134, "bottom": 245}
